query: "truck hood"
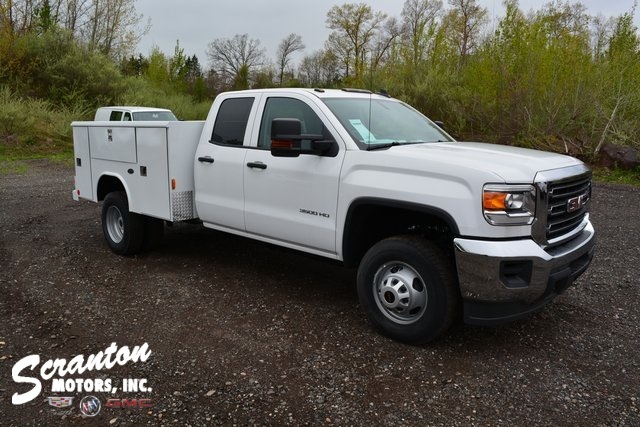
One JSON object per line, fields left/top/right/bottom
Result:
{"left": 387, "top": 141, "right": 581, "bottom": 183}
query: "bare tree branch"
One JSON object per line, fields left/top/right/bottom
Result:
{"left": 276, "top": 33, "right": 305, "bottom": 86}
{"left": 206, "top": 33, "right": 266, "bottom": 87}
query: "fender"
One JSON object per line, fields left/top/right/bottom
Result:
{"left": 96, "top": 172, "right": 131, "bottom": 204}
{"left": 341, "top": 197, "right": 460, "bottom": 266}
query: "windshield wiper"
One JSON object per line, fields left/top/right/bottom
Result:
{"left": 366, "top": 141, "right": 402, "bottom": 151}
{"left": 365, "top": 141, "right": 432, "bottom": 151}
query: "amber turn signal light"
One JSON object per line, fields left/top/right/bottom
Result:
{"left": 483, "top": 192, "right": 507, "bottom": 210}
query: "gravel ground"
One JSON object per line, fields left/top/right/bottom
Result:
{"left": 0, "top": 160, "right": 638, "bottom": 426}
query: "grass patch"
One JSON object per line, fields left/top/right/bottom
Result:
{"left": 0, "top": 86, "right": 88, "bottom": 161}
{"left": 0, "top": 160, "right": 29, "bottom": 175}
{"left": 0, "top": 149, "right": 74, "bottom": 175}
{"left": 49, "top": 151, "right": 75, "bottom": 167}
{"left": 593, "top": 167, "right": 640, "bottom": 186}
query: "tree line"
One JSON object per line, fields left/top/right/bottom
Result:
{"left": 1, "top": 0, "right": 639, "bottom": 160}
{"left": 1, "top": 0, "right": 144, "bottom": 56}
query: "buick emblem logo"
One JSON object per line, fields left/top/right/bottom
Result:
{"left": 79, "top": 395, "right": 101, "bottom": 417}
{"left": 567, "top": 193, "right": 588, "bottom": 213}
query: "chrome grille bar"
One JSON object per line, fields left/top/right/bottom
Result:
{"left": 532, "top": 164, "right": 592, "bottom": 248}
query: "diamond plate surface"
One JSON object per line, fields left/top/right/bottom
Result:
{"left": 171, "top": 191, "right": 194, "bottom": 221}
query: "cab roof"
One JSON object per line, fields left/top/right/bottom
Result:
{"left": 97, "top": 106, "right": 173, "bottom": 113}
{"left": 221, "top": 88, "right": 395, "bottom": 101}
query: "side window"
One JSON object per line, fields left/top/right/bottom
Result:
{"left": 109, "top": 111, "right": 123, "bottom": 121}
{"left": 123, "top": 113, "right": 132, "bottom": 121}
{"left": 211, "top": 97, "right": 254, "bottom": 146}
{"left": 258, "top": 97, "right": 328, "bottom": 149}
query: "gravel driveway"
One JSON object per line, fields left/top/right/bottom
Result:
{"left": 1, "top": 160, "right": 638, "bottom": 426}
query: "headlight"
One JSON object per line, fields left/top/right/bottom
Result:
{"left": 483, "top": 184, "right": 536, "bottom": 226}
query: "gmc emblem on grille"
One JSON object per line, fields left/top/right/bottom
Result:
{"left": 567, "top": 193, "right": 588, "bottom": 213}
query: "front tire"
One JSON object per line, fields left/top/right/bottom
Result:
{"left": 357, "top": 236, "right": 459, "bottom": 344}
{"left": 101, "top": 191, "right": 144, "bottom": 255}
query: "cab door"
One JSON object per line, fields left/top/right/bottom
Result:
{"left": 243, "top": 95, "right": 345, "bottom": 254}
{"left": 194, "top": 96, "right": 257, "bottom": 231}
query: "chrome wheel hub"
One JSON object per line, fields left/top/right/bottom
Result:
{"left": 105, "top": 206, "right": 124, "bottom": 244}
{"left": 373, "top": 262, "right": 427, "bottom": 325}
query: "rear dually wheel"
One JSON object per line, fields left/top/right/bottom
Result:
{"left": 101, "top": 191, "right": 144, "bottom": 255}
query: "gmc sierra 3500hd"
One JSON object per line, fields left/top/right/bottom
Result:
{"left": 72, "top": 88, "right": 595, "bottom": 344}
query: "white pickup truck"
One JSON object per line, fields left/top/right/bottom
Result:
{"left": 72, "top": 88, "right": 595, "bottom": 344}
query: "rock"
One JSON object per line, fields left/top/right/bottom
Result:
{"left": 600, "top": 143, "right": 640, "bottom": 170}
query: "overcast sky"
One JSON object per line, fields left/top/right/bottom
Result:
{"left": 135, "top": 0, "right": 640, "bottom": 67}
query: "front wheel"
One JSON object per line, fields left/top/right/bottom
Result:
{"left": 101, "top": 191, "right": 144, "bottom": 255}
{"left": 357, "top": 236, "right": 459, "bottom": 344}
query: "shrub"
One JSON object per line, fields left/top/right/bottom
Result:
{"left": 0, "top": 86, "right": 91, "bottom": 157}
{"left": 118, "top": 76, "right": 211, "bottom": 120}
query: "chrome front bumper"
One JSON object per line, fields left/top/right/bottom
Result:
{"left": 454, "top": 220, "right": 595, "bottom": 325}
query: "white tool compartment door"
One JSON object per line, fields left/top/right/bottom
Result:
{"left": 72, "top": 126, "right": 94, "bottom": 200}
{"left": 89, "top": 126, "right": 137, "bottom": 163}
{"left": 130, "top": 126, "right": 170, "bottom": 219}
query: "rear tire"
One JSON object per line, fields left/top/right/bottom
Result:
{"left": 357, "top": 235, "right": 459, "bottom": 344}
{"left": 101, "top": 191, "right": 144, "bottom": 255}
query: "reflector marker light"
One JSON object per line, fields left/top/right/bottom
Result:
{"left": 271, "top": 140, "right": 293, "bottom": 149}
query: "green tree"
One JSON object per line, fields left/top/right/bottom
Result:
{"left": 35, "top": 0, "right": 55, "bottom": 34}
{"left": 184, "top": 55, "right": 203, "bottom": 82}
{"left": 442, "top": 0, "right": 488, "bottom": 66}
{"left": 169, "top": 40, "right": 187, "bottom": 92}
{"left": 191, "top": 75, "right": 207, "bottom": 102}
{"left": 121, "top": 54, "right": 149, "bottom": 77}
{"left": 400, "top": 0, "right": 443, "bottom": 69}
{"left": 461, "top": 0, "right": 598, "bottom": 149}
{"left": 84, "top": 0, "right": 146, "bottom": 59}
{"left": 232, "top": 63, "right": 249, "bottom": 90}
{"left": 326, "top": 3, "right": 387, "bottom": 84}
{"left": 299, "top": 49, "right": 340, "bottom": 87}
{"left": 144, "top": 47, "right": 169, "bottom": 88}
{"left": 370, "top": 16, "right": 400, "bottom": 71}
{"left": 252, "top": 67, "right": 275, "bottom": 89}
{"left": 595, "top": 9, "right": 640, "bottom": 153}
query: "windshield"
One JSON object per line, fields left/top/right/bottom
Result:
{"left": 132, "top": 111, "right": 178, "bottom": 121}
{"left": 322, "top": 98, "right": 452, "bottom": 149}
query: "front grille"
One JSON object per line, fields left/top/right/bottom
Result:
{"left": 546, "top": 175, "right": 591, "bottom": 242}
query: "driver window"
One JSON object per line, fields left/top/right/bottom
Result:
{"left": 258, "top": 97, "right": 326, "bottom": 149}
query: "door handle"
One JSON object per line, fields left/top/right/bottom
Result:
{"left": 247, "top": 162, "right": 267, "bottom": 170}
{"left": 198, "top": 156, "right": 214, "bottom": 164}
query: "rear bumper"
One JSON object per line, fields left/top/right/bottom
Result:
{"left": 453, "top": 221, "right": 595, "bottom": 325}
